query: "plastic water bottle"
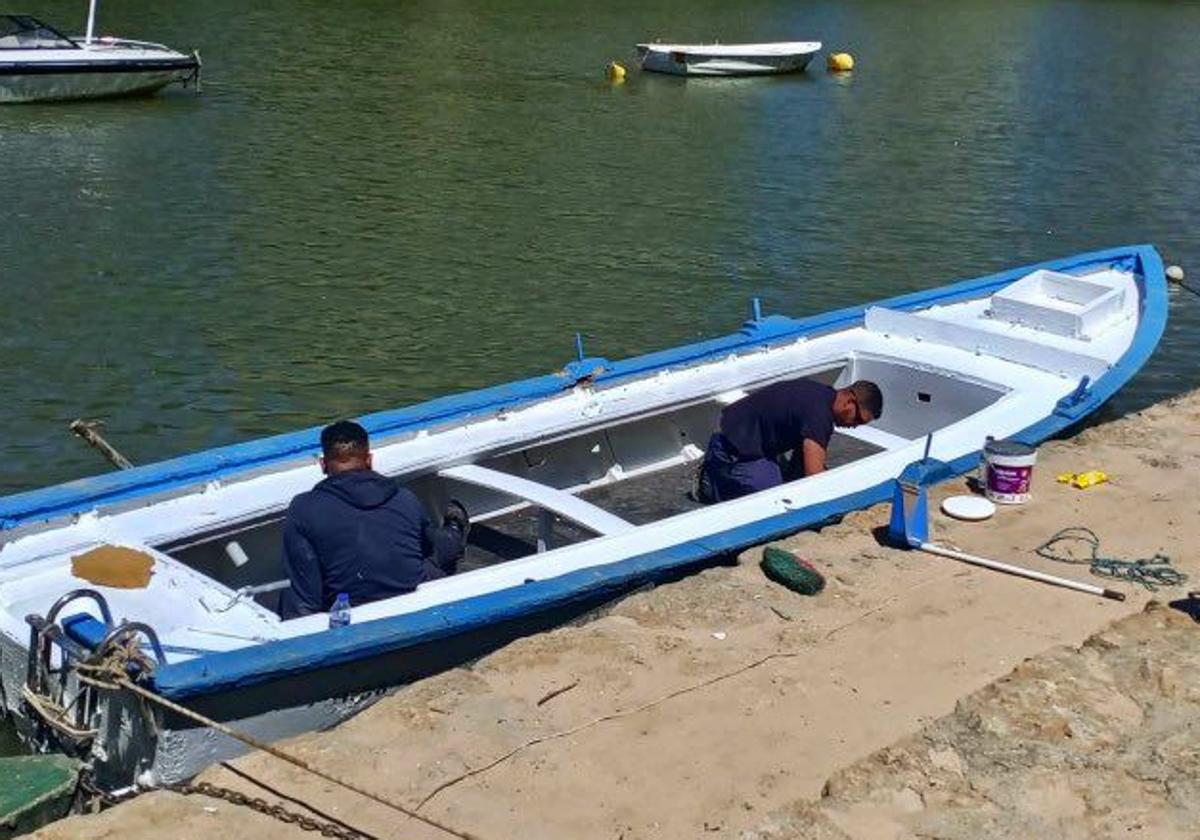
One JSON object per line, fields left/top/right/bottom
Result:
{"left": 329, "top": 593, "right": 351, "bottom": 629}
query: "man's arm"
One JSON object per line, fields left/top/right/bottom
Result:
{"left": 421, "top": 510, "right": 465, "bottom": 576}
{"left": 280, "top": 513, "right": 324, "bottom": 619}
{"left": 801, "top": 438, "right": 827, "bottom": 477}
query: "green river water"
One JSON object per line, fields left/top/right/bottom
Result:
{"left": 2, "top": 0, "right": 1199, "bottom": 496}
{"left": 2, "top": 0, "right": 1200, "bottom": 752}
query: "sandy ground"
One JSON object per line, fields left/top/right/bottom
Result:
{"left": 744, "top": 603, "right": 1200, "bottom": 839}
{"left": 33, "top": 391, "right": 1200, "bottom": 840}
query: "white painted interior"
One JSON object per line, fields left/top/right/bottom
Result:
{"left": 988, "top": 268, "right": 1129, "bottom": 339}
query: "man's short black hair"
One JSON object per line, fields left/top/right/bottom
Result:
{"left": 850, "top": 380, "right": 884, "bottom": 420}
{"left": 321, "top": 420, "right": 369, "bottom": 462}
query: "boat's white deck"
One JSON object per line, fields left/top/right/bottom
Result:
{"left": 0, "top": 44, "right": 189, "bottom": 63}
{"left": 0, "top": 544, "right": 280, "bottom": 658}
{"left": 0, "top": 268, "right": 1140, "bottom": 664}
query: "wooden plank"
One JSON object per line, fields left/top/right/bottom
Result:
{"left": 438, "top": 464, "right": 635, "bottom": 537}
{"left": 0, "top": 754, "right": 79, "bottom": 837}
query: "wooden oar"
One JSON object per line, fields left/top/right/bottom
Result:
{"left": 69, "top": 418, "right": 134, "bottom": 470}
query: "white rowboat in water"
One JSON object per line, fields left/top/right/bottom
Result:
{"left": 636, "top": 41, "right": 822, "bottom": 77}
{"left": 0, "top": 246, "right": 1168, "bottom": 788}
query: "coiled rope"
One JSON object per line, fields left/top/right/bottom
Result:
{"left": 1035, "top": 527, "right": 1187, "bottom": 591}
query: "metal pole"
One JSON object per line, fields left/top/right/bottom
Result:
{"left": 84, "top": 0, "right": 98, "bottom": 45}
{"left": 917, "top": 541, "right": 1125, "bottom": 601}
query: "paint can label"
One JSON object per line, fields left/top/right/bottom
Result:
{"left": 985, "top": 463, "right": 1033, "bottom": 504}
{"left": 982, "top": 439, "right": 1036, "bottom": 504}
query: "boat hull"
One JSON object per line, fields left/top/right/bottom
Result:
{"left": 637, "top": 43, "right": 820, "bottom": 77}
{"left": 0, "top": 61, "right": 196, "bottom": 103}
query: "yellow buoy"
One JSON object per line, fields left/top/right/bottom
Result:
{"left": 827, "top": 52, "right": 854, "bottom": 72}
{"left": 606, "top": 61, "right": 627, "bottom": 83}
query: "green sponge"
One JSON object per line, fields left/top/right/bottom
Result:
{"left": 760, "top": 546, "right": 826, "bottom": 596}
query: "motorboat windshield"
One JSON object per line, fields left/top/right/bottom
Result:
{"left": 0, "top": 15, "right": 79, "bottom": 49}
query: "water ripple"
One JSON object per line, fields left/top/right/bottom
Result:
{"left": 1, "top": 0, "right": 1198, "bottom": 492}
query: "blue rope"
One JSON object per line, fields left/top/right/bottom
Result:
{"left": 1035, "top": 527, "right": 1187, "bottom": 592}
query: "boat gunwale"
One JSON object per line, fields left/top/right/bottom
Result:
{"left": 141, "top": 245, "right": 1166, "bottom": 699}
{"left": 0, "top": 245, "right": 1159, "bottom": 535}
{"left": 635, "top": 41, "right": 822, "bottom": 57}
{"left": 0, "top": 57, "right": 198, "bottom": 74}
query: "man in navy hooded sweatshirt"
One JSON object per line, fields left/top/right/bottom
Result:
{"left": 279, "top": 420, "right": 469, "bottom": 619}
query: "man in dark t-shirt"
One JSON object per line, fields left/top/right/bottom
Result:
{"left": 697, "top": 379, "right": 884, "bottom": 503}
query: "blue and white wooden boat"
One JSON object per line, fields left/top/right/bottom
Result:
{"left": 0, "top": 246, "right": 1168, "bottom": 788}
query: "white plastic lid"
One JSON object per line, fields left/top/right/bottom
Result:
{"left": 941, "top": 495, "right": 996, "bottom": 521}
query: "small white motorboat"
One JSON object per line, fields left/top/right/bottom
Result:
{"left": 636, "top": 40, "right": 821, "bottom": 77}
{"left": 0, "top": 246, "right": 1168, "bottom": 788}
{"left": 0, "top": 7, "right": 198, "bottom": 104}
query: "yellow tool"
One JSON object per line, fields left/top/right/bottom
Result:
{"left": 1056, "top": 470, "right": 1108, "bottom": 489}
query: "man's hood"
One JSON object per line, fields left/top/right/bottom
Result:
{"left": 314, "top": 469, "right": 399, "bottom": 510}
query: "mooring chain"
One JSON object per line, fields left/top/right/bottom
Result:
{"left": 78, "top": 771, "right": 130, "bottom": 809}
{"left": 80, "top": 762, "right": 378, "bottom": 839}
{"left": 168, "top": 780, "right": 374, "bottom": 840}
{"left": 72, "top": 653, "right": 479, "bottom": 840}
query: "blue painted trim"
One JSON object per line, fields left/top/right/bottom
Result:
{"left": 60, "top": 612, "right": 214, "bottom": 659}
{"left": 61, "top": 613, "right": 106, "bottom": 648}
{"left": 0, "top": 245, "right": 1159, "bottom": 532}
{"left": 149, "top": 246, "right": 1168, "bottom": 699}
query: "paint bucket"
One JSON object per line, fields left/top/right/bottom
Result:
{"left": 982, "top": 439, "right": 1037, "bottom": 504}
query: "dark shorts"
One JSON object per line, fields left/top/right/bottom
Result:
{"left": 700, "top": 434, "right": 784, "bottom": 503}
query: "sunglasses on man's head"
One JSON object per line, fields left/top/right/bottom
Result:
{"left": 850, "top": 395, "right": 871, "bottom": 426}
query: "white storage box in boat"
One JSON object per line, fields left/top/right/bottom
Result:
{"left": 987, "top": 269, "right": 1127, "bottom": 339}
